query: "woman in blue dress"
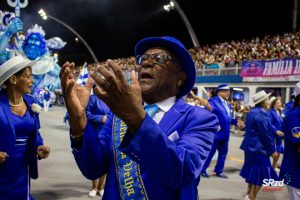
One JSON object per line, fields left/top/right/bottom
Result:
{"left": 240, "top": 90, "right": 278, "bottom": 200}
{"left": 268, "top": 97, "right": 284, "bottom": 172}
{"left": 0, "top": 55, "right": 50, "bottom": 200}
{"left": 280, "top": 82, "right": 300, "bottom": 200}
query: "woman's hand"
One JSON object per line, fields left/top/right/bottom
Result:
{"left": 276, "top": 130, "right": 284, "bottom": 137}
{"left": 271, "top": 151, "right": 279, "bottom": 160}
{"left": 0, "top": 152, "right": 9, "bottom": 164}
{"left": 37, "top": 145, "right": 50, "bottom": 159}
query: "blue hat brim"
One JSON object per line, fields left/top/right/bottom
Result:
{"left": 135, "top": 37, "right": 195, "bottom": 98}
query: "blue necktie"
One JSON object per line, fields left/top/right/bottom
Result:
{"left": 223, "top": 101, "right": 230, "bottom": 116}
{"left": 144, "top": 104, "right": 160, "bottom": 118}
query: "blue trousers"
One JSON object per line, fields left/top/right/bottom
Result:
{"left": 201, "top": 139, "right": 229, "bottom": 174}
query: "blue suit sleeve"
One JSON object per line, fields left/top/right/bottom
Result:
{"left": 36, "top": 131, "right": 44, "bottom": 146}
{"left": 208, "top": 98, "right": 216, "bottom": 112}
{"left": 268, "top": 111, "right": 278, "bottom": 133}
{"left": 119, "top": 108, "right": 219, "bottom": 189}
{"left": 256, "top": 114, "right": 276, "bottom": 155}
{"left": 71, "top": 113, "right": 112, "bottom": 180}
{"left": 86, "top": 100, "right": 104, "bottom": 125}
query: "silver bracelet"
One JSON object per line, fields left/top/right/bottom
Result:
{"left": 70, "top": 133, "right": 83, "bottom": 140}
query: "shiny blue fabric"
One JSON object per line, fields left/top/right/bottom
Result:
{"left": 0, "top": 109, "right": 35, "bottom": 199}
{"left": 86, "top": 95, "right": 110, "bottom": 132}
{"left": 208, "top": 96, "right": 237, "bottom": 141}
{"left": 0, "top": 90, "right": 44, "bottom": 199}
{"left": 240, "top": 152, "right": 278, "bottom": 185}
{"left": 284, "top": 100, "right": 294, "bottom": 118}
{"left": 268, "top": 108, "right": 284, "bottom": 153}
{"left": 72, "top": 98, "right": 219, "bottom": 200}
{"left": 280, "top": 105, "right": 300, "bottom": 189}
{"left": 201, "top": 96, "right": 237, "bottom": 174}
{"left": 240, "top": 107, "right": 275, "bottom": 156}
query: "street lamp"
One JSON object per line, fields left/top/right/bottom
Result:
{"left": 163, "top": 1, "right": 199, "bottom": 48}
{"left": 38, "top": 9, "right": 99, "bottom": 63}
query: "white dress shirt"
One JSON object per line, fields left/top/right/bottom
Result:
{"left": 144, "top": 96, "right": 176, "bottom": 124}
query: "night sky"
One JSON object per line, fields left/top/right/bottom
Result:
{"left": 0, "top": 0, "right": 295, "bottom": 65}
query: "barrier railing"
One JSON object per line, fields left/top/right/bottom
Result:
{"left": 196, "top": 65, "right": 242, "bottom": 76}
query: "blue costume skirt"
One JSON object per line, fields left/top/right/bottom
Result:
{"left": 0, "top": 144, "right": 29, "bottom": 200}
{"left": 240, "top": 152, "right": 278, "bottom": 186}
{"left": 0, "top": 110, "right": 34, "bottom": 199}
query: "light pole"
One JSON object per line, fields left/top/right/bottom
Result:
{"left": 292, "top": 0, "right": 298, "bottom": 32}
{"left": 163, "top": 0, "right": 199, "bottom": 48}
{"left": 38, "top": 9, "right": 98, "bottom": 63}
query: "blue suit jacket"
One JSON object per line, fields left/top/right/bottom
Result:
{"left": 240, "top": 107, "right": 275, "bottom": 156}
{"left": 0, "top": 90, "right": 43, "bottom": 179}
{"left": 72, "top": 98, "right": 219, "bottom": 200}
{"left": 268, "top": 108, "right": 283, "bottom": 134}
{"left": 86, "top": 95, "right": 110, "bottom": 132}
{"left": 209, "top": 96, "right": 237, "bottom": 141}
{"left": 280, "top": 105, "right": 300, "bottom": 189}
{"left": 284, "top": 100, "right": 294, "bottom": 118}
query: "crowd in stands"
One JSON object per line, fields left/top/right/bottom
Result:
{"left": 92, "top": 31, "right": 300, "bottom": 75}
{"left": 189, "top": 31, "right": 300, "bottom": 71}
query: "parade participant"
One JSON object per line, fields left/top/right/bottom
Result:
{"left": 240, "top": 90, "right": 278, "bottom": 200}
{"left": 284, "top": 92, "right": 295, "bottom": 117}
{"left": 43, "top": 87, "right": 51, "bottom": 111}
{"left": 268, "top": 97, "right": 284, "bottom": 172}
{"left": 86, "top": 92, "right": 109, "bottom": 198}
{"left": 60, "top": 36, "right": 219, "bottom": 200}
{"left": 280, "top": 82, "right": 300, "bottom": 200}
{"left": 0, "top": 55, "right": 50, "bottom": 199}
{"left": 63, "top": 64, "right": 82, "bottom": 125}
{"left": 86, "top": 64, "right": 110, "bottom": 198}
{"left": 200, "top": 83, "right": 238, "bottom": 178}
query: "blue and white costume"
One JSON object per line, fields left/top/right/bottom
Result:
{"left": 240, "top": 107, "right": 278, "bottom": 185}
{"left": 268, "top": 108, "right": 284, "bottom": 153}
{"left": 201, "top": 95, "right": 237, "bottom": 175}
{"left": 86, "top": 94, "right": 110, "bottom": 131}
{"left": 280, "top": 104, "right": 300, "bottom": 199}
{"left": 0, "top": 90, "right": 43, "bottom": 199}
{"left": 72, "top": 98, "right": 219, "bottom": 200}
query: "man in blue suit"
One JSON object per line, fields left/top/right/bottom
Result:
{"left": 201, "top": 83, "right": 237, "bottom": 178}
{"left": 60, "top": 36, "right": 219, "bottom": 200}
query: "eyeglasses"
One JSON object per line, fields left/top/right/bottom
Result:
{"left": 136, "top": 53, "right": 180, "bottom": 67}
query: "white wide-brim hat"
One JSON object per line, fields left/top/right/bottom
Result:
{"left": 268, "top": 96, "right": 277, "bottom": 105}
{"left": 0, "top": 55, "right": 36, "bottom": 86}
{"left": 251, "top": 90, "right": 272, "bottom": 107}
{"left": 294, "top": 82, "right": 300, "bottom": 98}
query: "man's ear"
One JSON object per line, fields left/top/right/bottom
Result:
{"left": 177, "top": 71, "right": 186, "bottom": 86}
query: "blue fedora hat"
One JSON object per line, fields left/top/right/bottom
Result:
{"left": 216, "top": 83, "right": 230, "bottom": 92}
{"left": 135, "top": 36, "right": 196, "bottom": 98}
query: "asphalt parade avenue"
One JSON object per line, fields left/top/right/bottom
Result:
{"left": 31, "top": 106, "right": 289, "bottom": 200}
